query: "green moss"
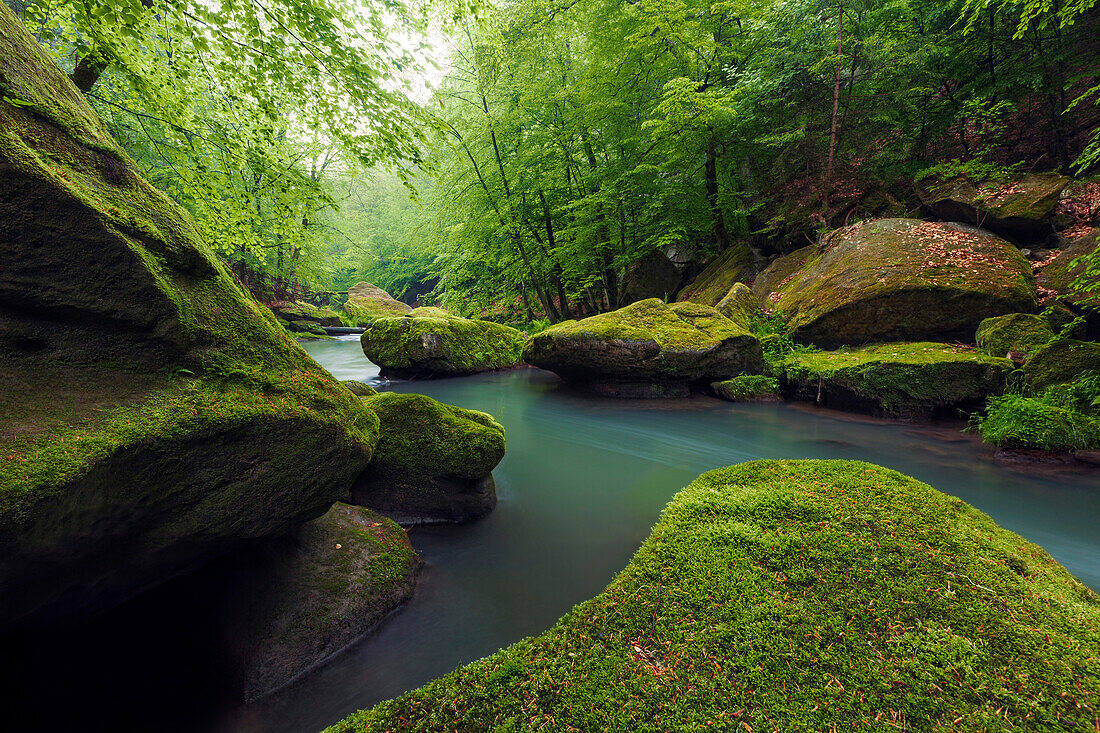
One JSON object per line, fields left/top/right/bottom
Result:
{"left": 974, "top": 395, "right": 1100, "bottom": 452}
{"left": 1037, "top": 229, "right": 1099, "bottom": 308}
{"left": 361, "top": 312, "right": 524, "bottom": 377}
{"left": 782, "top": 342, "right": 1012, "bottom": 416}
{"left": 342, "top": 380, "right": 378, "bottom": 397}
{"left": 711, "top": 375, "right": 781, "bottom": 401}
{"left": 342, "top": 285, "right": 411, "bottom": 326}
{"left": 975, "top": 313, "right": 1054, "bottom": 358}
{"left": 677, "top": 241, "right": 756, "bottom": 307}
{"left": 274, "top": 301, "right": 342, "bottom": 326}
{"left": 1023, "top": 339, "right": 1100, "bottom": 392}
{"left": 714, "top": 282, "right": 758, "bottom": 326}
{"left": 328, "top": 460, "right": 1100, "bottom": 733}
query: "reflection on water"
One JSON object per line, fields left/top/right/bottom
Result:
{"left": 231, "top": 339, "right": 1100, "bottom": 733}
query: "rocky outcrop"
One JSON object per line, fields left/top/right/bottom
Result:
{"left": 270, "top": 301, "right": 343, "bottom": 328}
{"left": 677, "top": 240, "right": 759, "bottom": 307}
{"left": 1023, "top": 339, "right": 1100, "bottom": 392}
{"left": 752, "top": 244, "right": 818, "bottom": 306}
{"left": 351, "top": 393, "right": 504, "bottom": 524}
{"left": 361, "top": 308, "right": 525, "bottom": 378}
{"left": 1037, "top": 229, "right": 1099, "bottom": 308}
{"left": 782, "top": 342, "right": 1013, "bottom": 418}
{"left": 711, "top": 375, "right": 782, "bottom": 402}
{"left": 915, "top": 173, "right": 1069, "bottom": 239}
{"left": 0, "top": 6, "right": 377, "bottom": 628}
{"left": 714, "top": 282, "right": 758, "bottom": 324}
{"left": 763, "top": 219, "right": 1037, "bottom": 348}
{"left": 619, "top": 251, "right": 681, "bottom": 305}
{"left": 343, "top": 282, "right": 412, "bottom": 326}
{"left": 975, "top": 313, "right": 1055, "bottom": 359}
{"left": 523, "top": 299, "right": 764, "bottom": 397}
{"left": 222, "top": 503, "right": 421, "bottom": 701}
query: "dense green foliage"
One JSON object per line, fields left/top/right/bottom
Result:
{"left": 974, "top": 370, "right": 1100, "bottom": 451}
{"left": 329, "top": 460, "right": 1100, "bottom": 732}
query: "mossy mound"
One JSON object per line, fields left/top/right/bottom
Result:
{"left": 342, "top": 282, "right": 412, "bottom": 326}
{"left": 1037, "top": 229, "right": 1099, "bottom": 310}
{"left": 767, "top": 219, "right": 1037, "bottom": 348}
{"left": 0, "top": 6, "right": 376, "bottom": 627}
{"left": 225, "top": 503, "right": 421, "bottom": 701}
{"left": 782, "top": 342, "right": 1013, "bottom": 418}
{"left": 1023, "top": 339, "right": 1100, "bottom": 392}
{"left": 975, "top": 313, "right": 1055, "bottom": 358}
{"left": 619, "top": 251, "right": 681, "bottom": 305}
{"left": 271, "top": 301, "right": 343, "bottom": 327}
{"left": 711, "top": 374, "right": 781, "bottom": 402}
{"left": 523, "top": 299, "right": 765, "bottom": 398}
{"left": 714, "top": 282, "right": 758, "bottom": 324}
{"left": 751, "top": 244, "right": 818, "bottom": 306}
{"left": 361, "top": 310, "right": 524, "bottom": 378}
{"left": 676, "top": 240, "right": 757, "bottom": 307}
{"left": 916, "top": 173, "right": 1069, "bottom": 239}
{"left": 351, "top": 393, "right": 504, "bottom": 524}
{"left": 286, "top": 319, "right": 329, "bottom": 336}
{"left": 329, "top": 460, "right": 1100, "bottom": 733}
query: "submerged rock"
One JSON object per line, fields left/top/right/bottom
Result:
{"left": 764, "top": 219, "right": 1037, "bottom": 348}
{"left": 343, "top": 282, "right": 412, "bottom": 326}
{"left": 351, "top": 393, "right": 504, "bottom": 524}
{"left": 523, "top": 299, "right": 764, "bottom": 397}
{"left": 915, "top": 173, "right": 1069, "bottom": 239}
{"left": 0, "top": 6, "right": 376, "bottom": 628}
{"left": 1023, "top": 339, "right": 1100, "bottom": 392}
{"left": 327, "top": 460, "right": 1100, "bottom": 733}
{"left": 677, "top": 240, "right": 759, "bottom": 307}
{"left": 619, "top": 251, "right": 682, "bottom": 305}
{"left": 782, "top": 342, "right": 1012, "bottom": 418}
{"left": 975, "top": 313, "right": 1055, "bottom": 359}
{"left": 225, "top": 503, "right": 421, "bottom": 702}
{"left": 361, "top": 308, "right": 525, "bottom": 378}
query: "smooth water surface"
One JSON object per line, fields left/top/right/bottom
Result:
{"left": 228, "top": 336, "right": 1100, "bottom": 733}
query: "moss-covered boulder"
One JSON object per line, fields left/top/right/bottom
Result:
{"left": 342, "top": 282, "right": 412, "bottom": 326}
{"left": 271, "top": 301, "right": 343, "bottom": 327}
{"left": 619, "top": 251, "right": 681, "bottom": 305}
{"left": 1023, "top": 339, "right": 1100, "bottom": 392}
{"left": 975, "top": 313, "right": 1055, "bottom": 359}
{"left": 711, "top": 374, "right": 782, "bottom": 402}
{"left": 223, "top": 503, "right": 420, "bottom": 701}
{"left": 285, "top": 319, "right": 328, "bottom": 337}
{"left": 329, "top": 460, "right": 1100, "bottom": 733}
{"left": 766, "top": 219, "right": 1037, "bottom": 348}
{"left": 714, "top": 282, "right": 758, "bottom": 324}
{"left": 1037, "top": 229, "right": 1099, "bottom": 309}
{"left": 342, "top": 380, "right": 378, "bottom": 397}
{"left": 361, "top": 308, "right": 525, "bottom": 378}
{"left": 0, "top": 6, "right": 377, "bottom": 628}
{"left": 915, "top": 173, "right": 1069, "bottom": 239}
{"left": 676, "top": 240, "right": 758, "bottom": 306}
{"left": 523, "top": 299, "right": 765, "bottom": 397}
{"left": 751, "top": 244, "right": 818, "bottom": 307}
{"left": 782, "top": 342, "right": 1013, "bottom": 417}
{"left": 351, "top": 393, "right": 504, "bottom": 524}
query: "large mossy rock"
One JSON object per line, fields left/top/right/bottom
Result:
{"left": 1037, "top": 229, "right": 1099, "bottom": 309}
{"left": 270, "top": 301, "right": 343, "bottom": 328}
{"left": 523, "top": 299, "right": 765, "bottom": 397}
{"left": 751, "top": 244, "right": 818, "bottom": 307}
{"left": 676, "top": 240, "right": 758, "bottom": 307}
{"left": 975, "top": 313, "right": 1055, "bottom": 359}
{"left": 765, "top": 219, "right": 1037, "bottom": 348}
{"left": 342, "top": 282, "right": 412, "bottom": 326}
{"left": 1023, "top": 339, "right": 1100, "bottom": 392}
{"left": 361, "top": 308, "right": 524, "bottom": 378}
{"left": 619, "top": 251, "right": 682, "bottom": 305}
{"left": 351, "top": 393, "right": 504, "bottom": 524}
{"left": 329, "top": 460, "right": 1100, "bottom": 733}
{"left": 0, "top": 6, "right": 377, "bottom": 628}
{"left": 782, "top": 343, "right": 1013, "bottom": 418}
{"left": 915, "top": 173, "right": 1069, "bottom": 239}
{"left": 714, "top": 282, "right": 759, "bottom": 323}
{"left": 224, "top": 503, "right": 420, "bottom": 701}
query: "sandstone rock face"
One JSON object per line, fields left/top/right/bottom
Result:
{"left": 343, "top": 282, "right": 412, "bottom": 325}
{"left": 782, "top": 342, "right": 1013, "bottom": 418}
{"left": 361, "top": 308, "right": 524, "bottom": 378}
{"left": 351, "top": 393, "right": 504, "bottom": 524}
{"left": 763, "top": 219, "right": 1037, "bottom": 349}
{"left": 523, "top": 299, "right": 765, "bottom": 397}
{"left": 0, "top": 5, "right": 377, "bottom": 628}
{"left": 915, "top": 173, "right": 1069, "bottom": 239}
{"left": 619, "top": 251, "right": 682, "bottom": 305}
{"left": 751, "top": 244, "right": 818, "bottom": 307}
{"left": 677, "top": 241, "right": 759, "bottom": 307}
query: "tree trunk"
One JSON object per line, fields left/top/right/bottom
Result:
{"left": 824, "top": 0, "right": 844, "bottom": 195}
{"left": 705, "top": 137, "right": 731, "bottom": 252}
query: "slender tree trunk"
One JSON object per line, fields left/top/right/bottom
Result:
{"left": 824, "top": 0, "right": 844, "bottom": 195}
{"left": 705, "top": 136, "right": 731, "bottom": 252}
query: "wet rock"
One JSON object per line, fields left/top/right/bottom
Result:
{"left": 619, "top": 251, "right": 682, "bottom": 305}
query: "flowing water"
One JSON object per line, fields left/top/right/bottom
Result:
{"left": 221, "top": 335, "right": 1100, "bottom": 733}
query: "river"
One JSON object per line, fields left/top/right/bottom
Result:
{"left": 225, "top": 335, "right": 1100, "bottom": 733}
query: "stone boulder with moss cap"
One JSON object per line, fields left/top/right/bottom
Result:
{"left": 523, "top": 299, "right": 764, "bottom": 397}
{"left": 328, "top": 460, "right": 1100, "bottom": 733}
{"left": 1023, "top": 339, "right": 1100, "bottom": 392}
{"left": 766, "top": 219, "right": 1036, "bottom": 349}
{"left": 677, "top": 240, "right": 760, "bottom": 307}
{"left": 1037, "top": 229, "right": 1099, "bottom": 313}
{"left": 782, "top": 342, "right": 1013, "bottom": 418}
{"left": 342, "top": 282, "right": 412, "bottom": 326}
{"left": 351, "top": 393, "right": 505, "bottom": 524}
{"left": 619, "top": 251, "right": 682, "bottom": 305}
{"left": 0, "top": 5, "right": 377, "bottom": 628}
{"left": 361, "top": 308, "right": 524, "bottom": 378}
{"left": 270, "top": 301, "right": 343, "bottom": 328}
{"left": 975, "top": 313, "right": 1056, "bottom": 359}
{"left": 915, "top": 172, "right": 1069, "bottom": 239}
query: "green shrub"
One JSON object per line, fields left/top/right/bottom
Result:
{"left": 974, "top": 394, "right": 1100, "bottom": 451}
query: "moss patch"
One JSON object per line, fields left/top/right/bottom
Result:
{"left": 711, "top": 374, "right": 781, "bottom": 402}
{"left": 328, "top": 460, "right": 1100, "bottom": 733}
{"left": 676, "top": 241, "right": 757, "bottom": 307}
{"left": 975, "top": 313, "right": 1055, "bottom": 358}
{"left": 1037, "top": 229, "right": 1099, "bottom": 309}
{"left": 361, "top": 311, "right": 524, "bottom": 378}
{"left": 714, "top": 282, "right": 758, "bottom": 326}
{"left": 272, "top": 301, "right": 342, "bottom": 327}
{"left": 915, "top": 173, "right": 1069, "bottom": 238}
{"left": 342, "top": 282, "right": 412, "bottom": 326}
{"left": 1023, "top": 339, "right": 1100, "bottom": 392}
{"left": 782, "top": 342, "right": 1013, "bottom": 417}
